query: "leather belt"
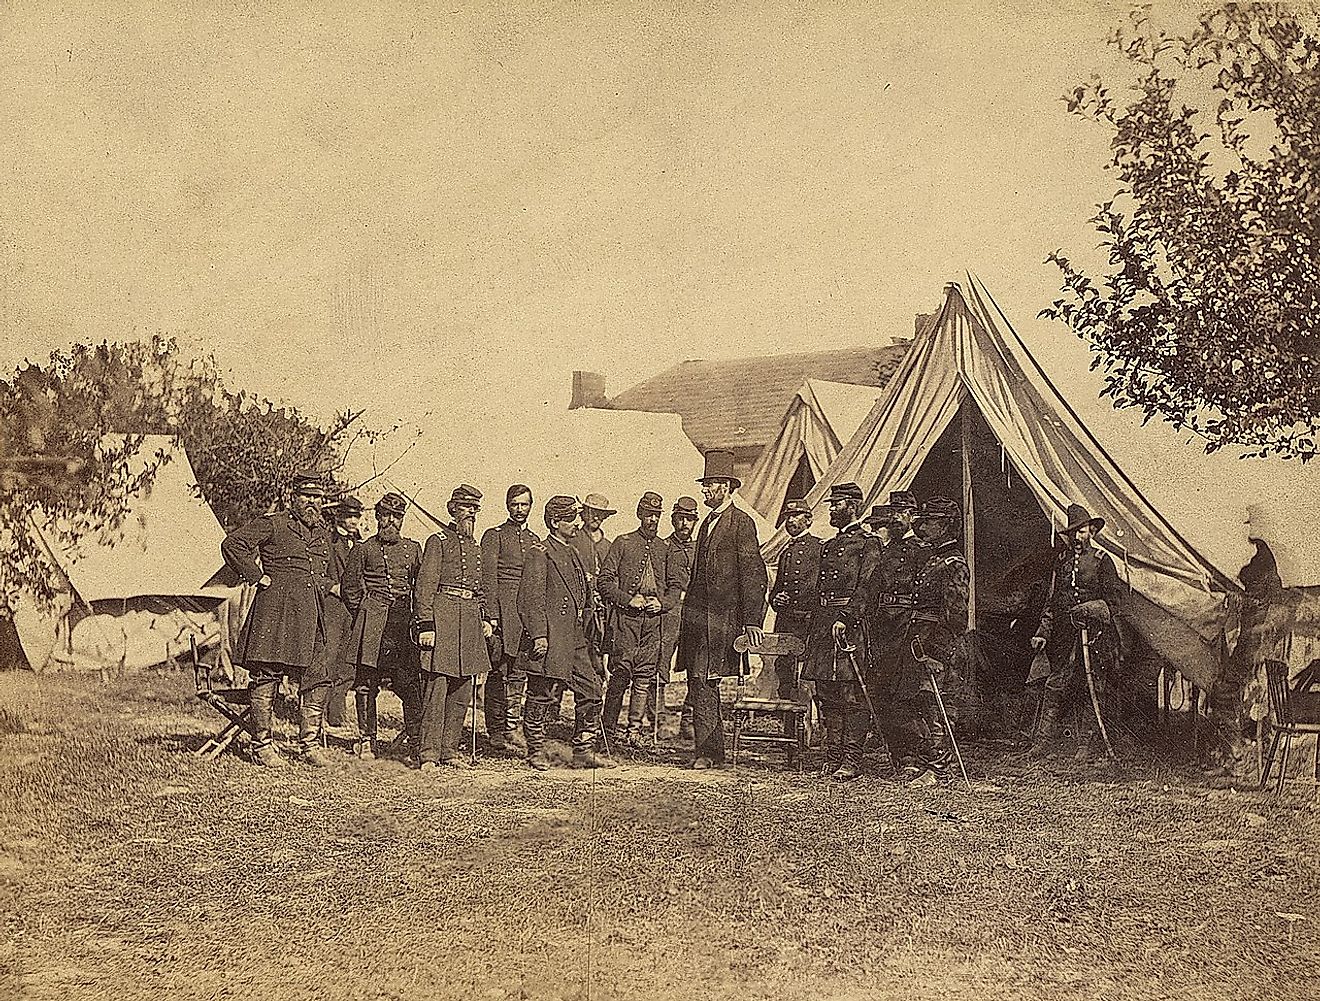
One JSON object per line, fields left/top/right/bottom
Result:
{"left": 820, "top": 595, "right": 852, "bottom": 608}
{"left": 437, "top": 585, "right": 477, "bottom": 600}
{"left": 876, "top": 593, "right": 916, "bottom": 608}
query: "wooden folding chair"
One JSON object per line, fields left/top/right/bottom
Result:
{"left": 191, "top": 636, "right": 256, "bottom": 760}
{"left": 1258, "top": 659, "right": 1320, "bottom": 796}
{"left": 730, "top": 632, "right": 809, "bottom": 769}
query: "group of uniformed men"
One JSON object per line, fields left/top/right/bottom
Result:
{"left": 220, "top": 448, "right": 1122, "bottom": 782}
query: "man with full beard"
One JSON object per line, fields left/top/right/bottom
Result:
{"left": 480, "top": 484, "right": 538, "bottom": 754}
{"left": 341, "top": 492, "right": 423, "bottom": 761}
{"left": 221, "top": 470, "right": 335, "bottom": 768}
{"left": 518, "top": 496, "right": 616, "bottom": 770}
{"left": 414, "top": 484, "right": 495, "bottom": 770}
{"left": 769, "top": 498, "right": 821, "bottom": 700}
{"left": 803, "top": 482, "right": 882, "bottom": 782}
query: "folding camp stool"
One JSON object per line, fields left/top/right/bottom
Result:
{"left": 1258, "top": 659, "right": 1320, "bottom": 796}
{"left": 730, "top": 632, "right": 809, "bottom": 770}
{"left": 191, "top": 636, "right": 256, "bottom": 760}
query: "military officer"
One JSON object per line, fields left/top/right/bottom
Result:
{"left": 1029, "top": 502, "right": 1123, "bottom": 758}
{"left": 598, "top": 491, "right": 685, "bottom": 743}
{"left": 341, "top": 492, "right": 423, "bottom": 760}
{"left": 769, "top": 498, "right": 821, "bottom": 699}
{"left": 896, "top": 496, "right": 970, "bottom": 784}
{"left": 803, "top": 482, "right": 882, "bottom": 782}
{"left": 657, "top": 496, "right": 698, "bottom": 737}
{"left": 414, "top": 484, "right": 495, "bottom": 770}
{"left": 518, "top": 496, "right": 616, "bottom": 770}
{"left": 220, "top": 470, "right": 335, "bottom": 768}
{"left": 321, "top": 495, "right": 363, "bottom": 731}
{"left": 480, "top": 484, "right": 538, "bottom": 754}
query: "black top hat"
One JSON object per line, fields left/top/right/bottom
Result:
{"left": 375, "top": 492, "right": 407, "bottom": 517}
{"left": 776, "top": 498, "right": 813, "bottom": 526}
{"left": 827, "top": 482, "right": 864, "bottom": 503}
{"left": 637, "top": 491, "right": 663, "bottom": 516}
{"left": 697, "top": 449, "right": 741, "bottom": 488}
{"left": 1061, "top": 503, "right": 1105, "bottom": 534}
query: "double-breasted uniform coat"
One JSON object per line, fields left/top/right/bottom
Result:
{"left": 518, "top": 536, "right": 596, "bottom": 688}
{"left": 481, "top": 520, "right": 539, "bottom": 660}
{"left": 413, "top": 524, "right": 492, "bottom": 679}
{"left": 803, "top": 523, "right": 881, "bottom": 684}
{"left": 342, "top": 534, "right": 423, "bottom": 671}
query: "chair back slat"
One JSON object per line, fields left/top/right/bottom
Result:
{"left": 1263, "top": 659, "right": 1293, "bottom": 727}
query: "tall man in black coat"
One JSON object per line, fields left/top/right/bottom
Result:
{"left": 518, "top": 496, "right": 616, "bottom": 770}
{"left": 676, "top": 450, "right": 768, "bottom": 769}
{"left": 480, "top": 484, "right": 538, "bottom": 753}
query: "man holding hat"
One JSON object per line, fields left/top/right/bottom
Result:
{"left": 769, "top": 498, "right": 821, "bottom": 700}
{"left": 895, "top": 496, "right": 970, "bottom": 783}
{"left": 676, "top": 450, "right": 768, "bottom": 769}
{"left": 320, "top": 495, "right": 364, "bottom": 730}
{"left": 598, "top": 491, "right": 685, "bottom": 743}
{"left": 518, "top": 496, "right": 616, "bottom": 770}
{"left": 658, "top": 496, "right": 698, "bottom": 738}
{"left": 480, "top": 485, "right": 539, "bottom": 754}
{"left": 1029, "top": 502, "right": 1123, "bottom": 758}
{"left": 413, "top": 484, "right": 495, "bottom": 769}
{"left": 221, "top": 469, "right": 335, "bottom": 768}
{"left": 341, "top": 492, "right": 423, "bottom": 760}
{"left": 803, "top": 482, "right": 882, "bottom": 782}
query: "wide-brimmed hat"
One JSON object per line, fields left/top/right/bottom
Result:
{"left": 637, "top": 491, "right": 663, "bottom": 516}
{"left": 1061, "top": 503, "right": 1105, "bottom": 534}
{"left": 827, "top": 482, "right": 863, "bottom": 504}
{"left": 374, "top": 492, "right": 407, "bottom": 517}
{"left": 582, "top": 492, "right": 617, "bottom": 516}
{"left": 291, "top": 470, "right": 328, "bottom": 497}
{"left": 776, "top": 498, "right": 813, "bottom": 526}
{"left": 697, "top": 449, "right": 741, "bottom": 488}
{"left": 672, "top": 496, "right": 699, "bottom": 517}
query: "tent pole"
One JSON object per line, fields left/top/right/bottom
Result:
{"left": 961, "top": 401, "right": 976, "bottom": 632}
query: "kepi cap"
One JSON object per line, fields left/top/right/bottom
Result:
{"left": 672, "top": 496, "right": 699, "bottom": 516}
{"left": 375, "top": 492, "right": 407, "bottom": 517}
{"left": 449, "top": 484, "right": 482, "bottom": 506}
{"left": 292, "top": 470, "right": 328, "bottom": 497}
{"left": 827, "top": 482, "right": 864, "bottom": 503}
{"left": 888, "top": 490, "right": 917, "bottom": 511}
{"left": 637, "top": 491, "right": 663, "bottom": 516}
{"left": 776, "top": 498, "right": 813, "bottom": 526}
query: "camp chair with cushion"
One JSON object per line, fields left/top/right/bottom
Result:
{"left": 730, "top": 632, "right": 809, "bottom": 769}
{"left": 191, "top": 636, "right": 256, "bottom": 760}
{"left": 1258, "top": 659, "right": 1320, "bottom": 796}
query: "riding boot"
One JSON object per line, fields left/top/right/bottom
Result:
{"left": 572, "top": 702, "right": 617, "bottom": 769}
{"left": 678, "top": 700, "right": 695, "bottom": 743}
{"left": 299, "top": 686, "right": 332, "bottom": 767}
{"left": 602, "top": 669, "right": 629, "bottom": 741}
{"left": 249, "top": 678, "right": 286, "bottom": 768}
{"left": 524, "top": 700, "right": 552, "bottom": 770}
{"left": 355, "top": 690, "right": 378, "bottom": 759}
{"left": 626, "top": 677, "right": 653, "bottom": 740}
{"left": 820, "top": 707, "right": 845, "bottom": 776}
{"left": 832, "top": 706, "right": 870, "bottom": 782}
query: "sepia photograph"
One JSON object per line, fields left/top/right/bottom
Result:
{"left": 0, "top": 2, "right": 1317, "bottom": 998}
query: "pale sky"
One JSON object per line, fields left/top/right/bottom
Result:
{"left": 5, "top": 1, "right": 1314, "bottom": 578}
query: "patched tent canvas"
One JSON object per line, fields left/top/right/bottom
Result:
{"left": 741, "top": 379, "right": 882, "bottom": 521}
{"left": 764, "top": 276, "right": 1244, "bottom": 690}
{"left": 16, "top": 436, "right": 234, "bottom": 672}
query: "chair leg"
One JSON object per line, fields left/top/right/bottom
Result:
{"left": 1274, "top": 732, "right": 1292, "bottom": 799}
{"left": 1259, "top": 729, "right": 1283, "bottom": 790}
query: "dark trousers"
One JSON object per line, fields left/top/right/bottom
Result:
{"left": 604, "top": 612, "right": 662, "bottom": 735}
{"left": 419, "top": 671, "right": 475, "bottom": 764}
{"left": 815, "top": 679, "right": 871, "bottom": 768}
{"left": 484, "top": 652, "right": 527, "bottom": 737}
{"left": 690, "top": 675, "right": 725, "bottom": 763}
{"left": 525, "top": 654, "right": 603, "bottom": 754}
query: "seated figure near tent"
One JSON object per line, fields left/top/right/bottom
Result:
{"left": 320, "top": 495, "right": 364, "bottom": 731}
{"left": 598, "top": 492, "right": 684, "bottom": 745}
{"left": 804, "top": 482, "right": 882, "bottom": 782}
{"left": 341, "top": 492, "right": 423, "bottom": 762}
{"left": 413, "top": 484, "right": 495, "bottom": 770}
{"left": 853, "top": 499, "right": 929, "bottom": 778}
{"left": 769, "top": 498, "right": 821, "bottom": 700}
{"left": 894, "top": 497, "right": 970, "bottom": 784}
{"left": 517, "top": 496, "right": 616, "bottom": 770}
{"left": 220, "top": 470, "right": 336, "bottom": 769}
{"left": 1028, "top": 503, "right": 1123, "bottom": 760}
{"left": 480, "top": 484, "right": 539, "bottom": 755}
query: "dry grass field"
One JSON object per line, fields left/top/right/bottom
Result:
{"left": 0, "top": 669, "right": 1316, "bottom": 1001}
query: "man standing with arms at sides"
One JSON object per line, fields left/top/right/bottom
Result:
{"left": 598, "top": 492, "right": 684, "bottom": 744}
{"left": 480, "top": 484, "right": 537, "bottom": 755}
{"left": 569, "top": 493, "right": 616, "bottom": 713}
{"left": 321, "top": 496, "right": 363, "bottom": 732}
{"left": 803, "top": 483, "right": 882, "bottom": 782}
{"left": 221, "top": 470, "right": 334, "bottom": 768}
{"left": 414, "top": 484, "right": 495, "bottom": 770}
{"left": 656, "top": 496, "right": 698, "bottom": 738}
{"left": 769, "top": 498, "right": 821, "bottom": 700}
{"left": 518, "top": 496, "right": 617, "bottom": 771}
{"left": 341, "top": 492, "right": 423, "bottom": 761}
{"left": 676, "top": 450, "right": 768, "bottom": 770}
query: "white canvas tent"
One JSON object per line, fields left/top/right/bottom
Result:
{"left": 741, "top": 379, "right": 882, "bottom": 520}
{"left": 13, "top": 436, "right": 233, "bottom": 672}
{"left": 346, "top": 408, "right": 772, "bottom": 542}
{"left": 765, "top": 276, "right": 1251, "bottom": 690}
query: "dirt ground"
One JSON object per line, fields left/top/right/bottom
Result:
{"left": 0, "top": 669, "right": 1316, "bottom": 1001}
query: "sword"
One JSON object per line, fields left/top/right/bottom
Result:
{"left": 910, "top": 636, "right": 972, "bottom": 790}
{"left": 834, "top": 626, "right": 881, "bottom": 723}
{"left": 1078, "top": 625, "right": 1116, "bottom": 759}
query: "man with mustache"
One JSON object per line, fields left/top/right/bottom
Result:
{"left": 414, "top": 484, "right": 495, "bottom": 770}
{"left": 320, "top": 495, "right": 363, "bottom": 732}
{"left": 804, "top": 482, "right": 882, "bottom": 782}
{"left": 341, "top": 492, "right": 423, "bottom": 761}
{"left": 769, "top": 498, "right": 821, "bottom": 701}
{"left": 518, "top": 495, "right": 616, "bottom": 770}
{"left": 598, "top": 491, "right": 685, "bottom": 744}
{"left": 655, "top": 496, "right": 698, "bottom": 738}
{"left": 480, "top": 484, "right": 538, "bottom": 754}
{"left": 221, "top": 470, "right": 335, "bottom": 768}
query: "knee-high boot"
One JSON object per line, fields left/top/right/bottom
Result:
{"left": 833, "top": 706, "right": 871, "bottom": 782}
{"left": 523, "top": 699, "right": 551, "bottom": 770}
{"left": 355, "top": 690, "right": 378, "bottom": 758}
{"left": 249, "top": 678, "right": 286, "bottom": 768}
{"left": 299, "top": 685, "right": 332, "bottom": 767}
{"left": 819, "top": 707, "right": 846, "bottom": 776}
